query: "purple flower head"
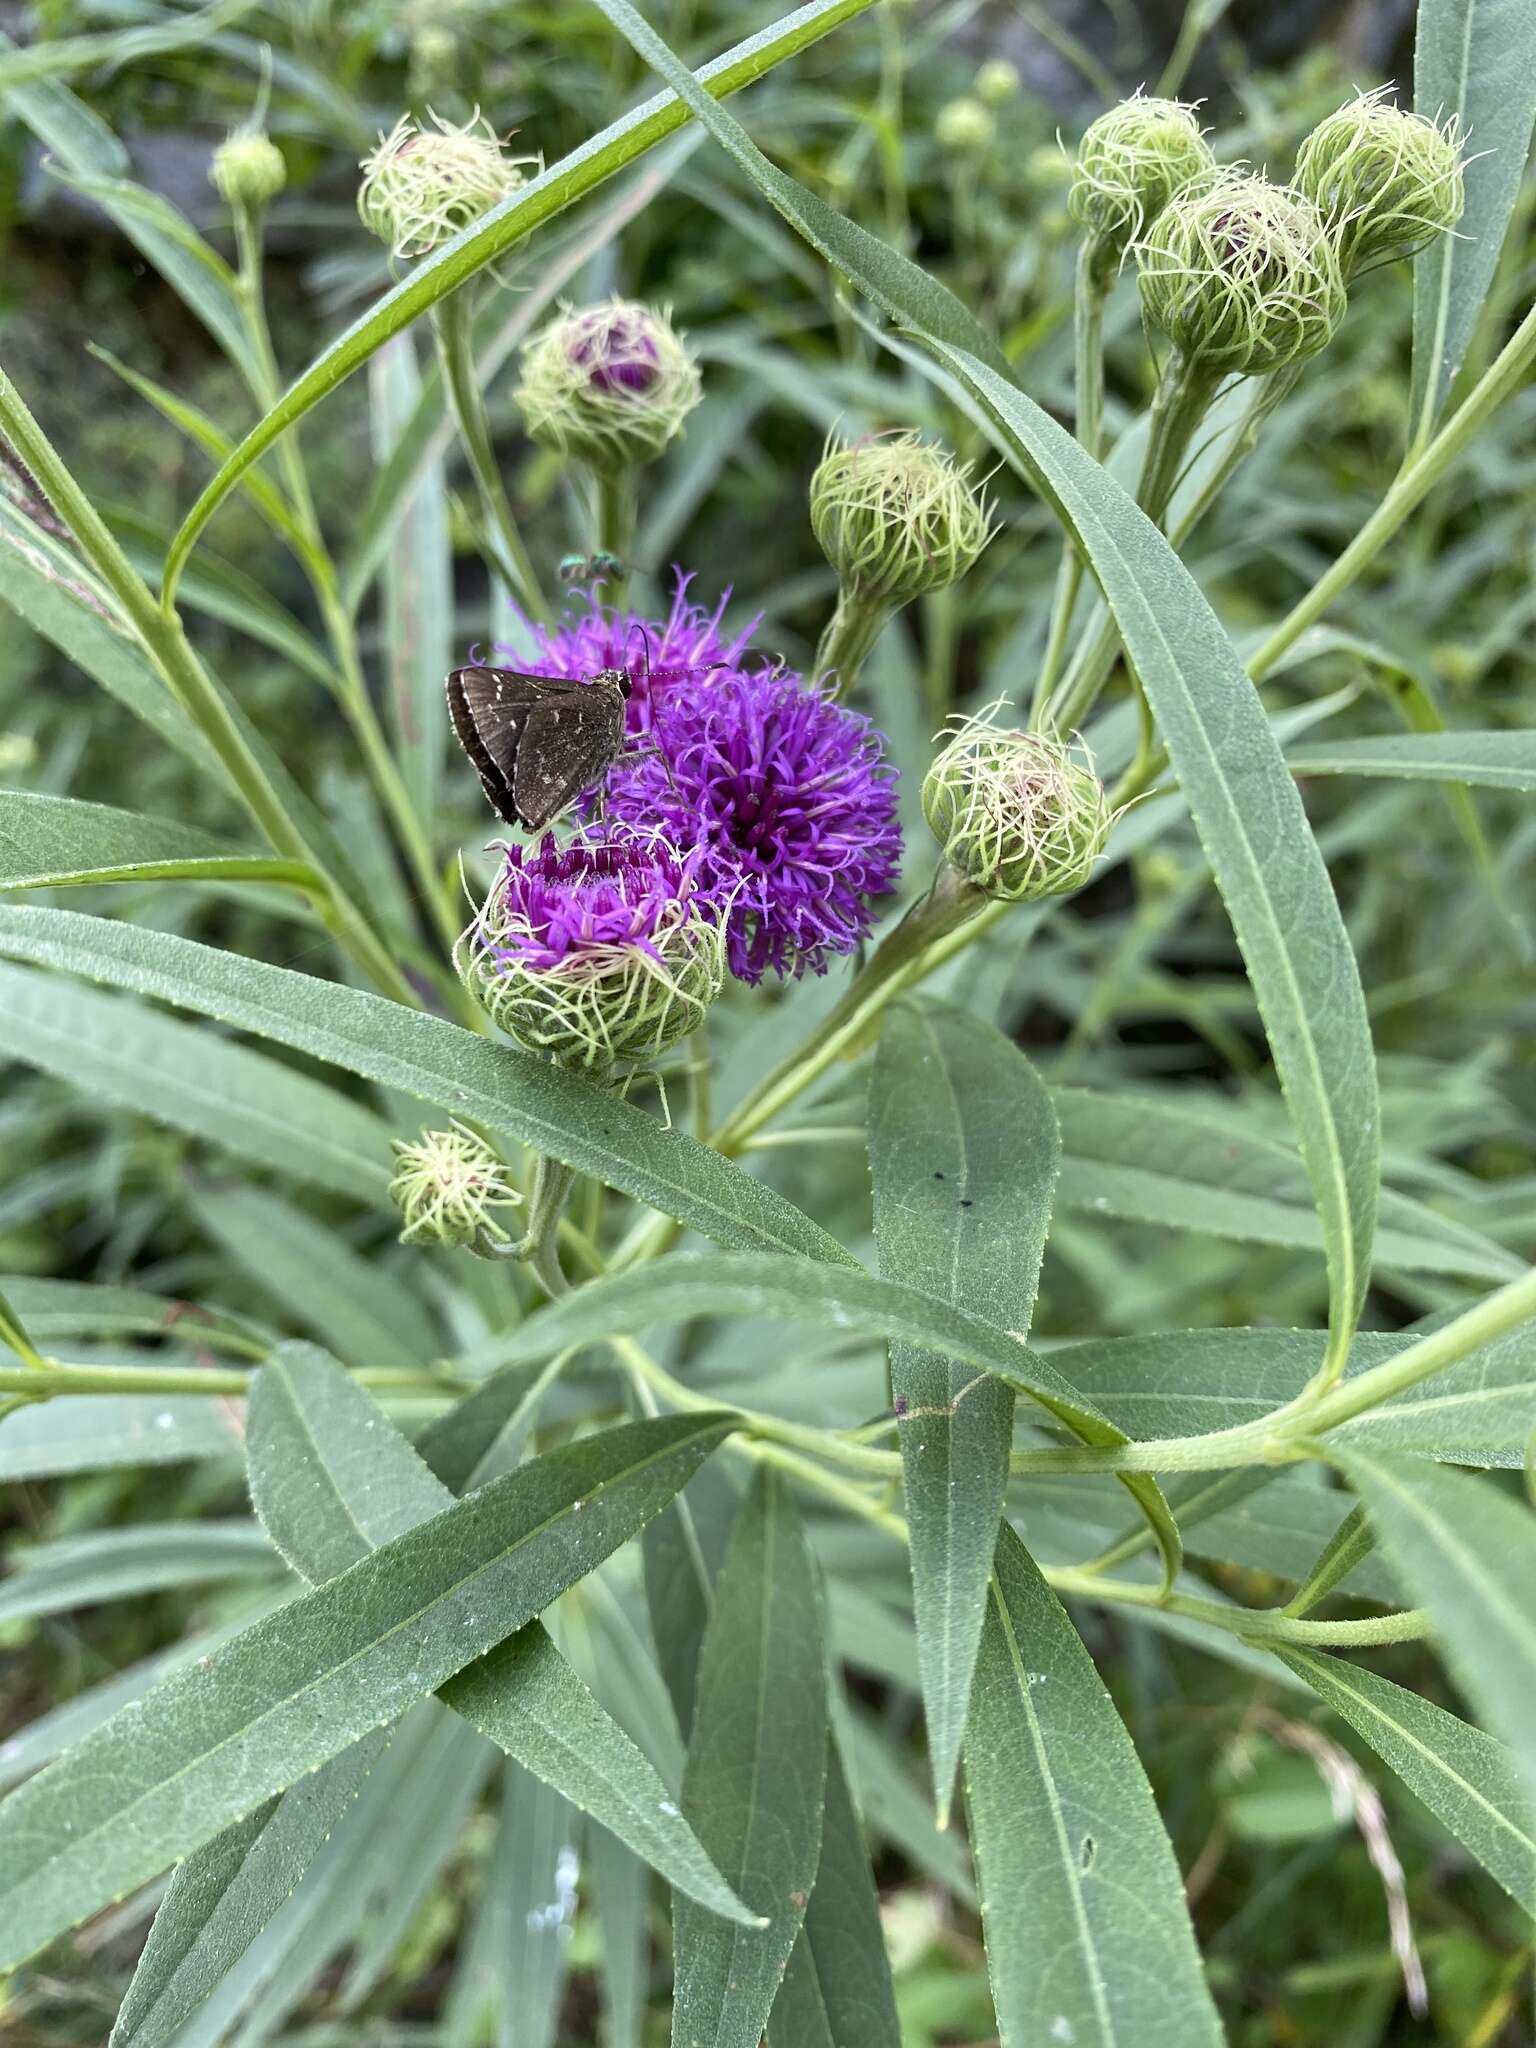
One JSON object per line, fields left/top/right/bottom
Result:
{"left": 607, "top": 666, "right": 903, "bottom": 983}
{"left": 504, "top": 573, "right": 757, "bottom": 737}
{"left": 479, "top": 828, "right": 708, "bottom": 975}
{"left": 571, "top": 305, "right": 660, "bottom": 394}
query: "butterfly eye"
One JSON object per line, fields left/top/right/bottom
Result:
{"left": 618, "top": 675, "right": 633, "bottom": 700}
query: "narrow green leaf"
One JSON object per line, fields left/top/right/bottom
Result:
{"left": 0, "top": 908, "right": 855, "bottom": 1265}
{"left": 1411, "top": 0, "right": 1536, "bottom": 439}
{"left": 769, "top": 1735, "right": 900, "bottom": 2048}
{"left": 202, "top": 1187, "right": 440, "bottom": 1371}
{"left": 0, "top": 0, "right": 255, "bottom": 88}
{"left": 869, "top": 1000, "right": 1062, "bottom": 1818}
{"left": 594, "top": 0, "right": 1379, "bottom": 1379}
{"left": 0, "top": 1275, "right": 264, "bottom": 1353}
{"left": 1329, "top": 1446, "right": 1536, "bottom": 1799}
{"left": 0, "top": 1521, "right": 280, "bottom": 1625}
{"left": 0, "top": 961, "right": 392, "bottom": 1201}
{"left": 966, "top": 1524, "right": 1224, "bottom": 2048}
{"left": 162, "top": 0, "right": 878, "bottom": 591}
{"left": 414, "top": 1360, "right": 555, "bottom": 1494}
{"left": 643, "top": 1459, "right": 741, "bottom": 1740}
{"left": 589, "top": 1825, "right": 648, "bottom": 2048}
{"left": 248, "top": 1347, "right": 755, "bottom": 1924}
{"left": 0, "top": 790, "right": 310, "bottom": 894}
{"left": 1055, "top": 1086, "right": 1519, "bottom": 1285}
{"left": 1051, "top": 1324, "right": 1536, "bottom": 1466}
{"left": 1287, "top": 729, "right": 1536, "bottom": 791}
{"left": 1277, "top": 1649, "right": 1535, "bottom": 1913}
{"left": 673, "top": 1468, "right": 827, "bottom": 2048}
{"left": 444, "top": 1760, "right": 577, "bottom": 2048}
{"left": 0, "top": 1407, "right": 732, "bottom": 1969}
{"left": 111, "top": 1733, "right": 389, "bottom": 2048}
{"left": 0, "top": 1394, "right": 245, "bottom": 1480}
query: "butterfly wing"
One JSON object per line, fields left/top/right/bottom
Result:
{"left": 446, "top": 667, "right": 566, "bottom": 826}
{"left": 514, "top": 682, "right": 629, "bottom": 830}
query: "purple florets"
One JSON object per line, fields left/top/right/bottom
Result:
{"left": 572, "top": 309, "right": 660, "bottom": 394}
{"left": 497, "top": 578, "right": 902, "bottom": 983}
{"left": 481, "top": 831, "right": 707, "bottom": 974}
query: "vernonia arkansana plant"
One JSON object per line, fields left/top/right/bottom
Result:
{"left": 0, "top": 4, "right": 1534, "bottom": 2043}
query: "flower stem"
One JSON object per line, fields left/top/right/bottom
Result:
{"left": 594, "top": 466, "right": 635, "bottom": 604}
{"left": 1033, "top": 238, "right": 1111, "bottom": 725}
{"left": 1249, "top": 297, "right": 1536, "bottom": 681}
{"left": 432, "top": 291, "right": 545, "bottom": 617}
{"left": 814, "top": 587, "right": 890, "bottom": 698}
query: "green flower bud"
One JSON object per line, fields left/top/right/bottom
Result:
{"left": 1295, "top": 88, "right": 1465, "bottom": 275}
{"left": 923, "top": 714, "right": 1111, "bottom": 902}
{"left": 515, "top": 299, "right": 701, "bottom": 474}
{"left": 359, "top": 111, "right": 533, "bottom": 261}
{"left": 211, "top": 133, "right": 286, "bottom": 211}
{"left": 389, "top": 1123, "right": 521, "bottom": 1250}
{"left": 936, "top": 97, "right": 996, "bottom": 154}
{"left": 1137, "top": 172, "right": 1346, "bottom": 376}
{"left": 1069, "top": 94, "right": 1214, "bottom": 256}
{"left": 975, "top": 59, "right": 1021, "bottom": 108}
{"left": 811, "top": 431, "right": 993, "bottom": 608}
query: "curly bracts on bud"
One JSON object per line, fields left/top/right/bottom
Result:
{"left": 1069, "top": 94, "right": 1214, "bottom": 268}
{"left": 212, "top": 133, "right": 287, "bottom": 211}
{"left": 812, "top": 432, "right": 992, "bottom": 609}
{"left": 515, "top": 300, "right": 701, "bottom": 475}
{"left": 923, "top": 714, "right": 1111, "bottom": 902}
{"left": 1136, "top": 171, "right": 1346, "bottom": 378}
{"left": 389, "top": 1124, "right": 522, "bottom": 1255}
{"left": 456, "top": 832, "right": 726, "bottom": 1072}
{"left": 1295, "top": 89, "right": 1465, "bottom": 277}
{"left": 358, "top": 110, "right": 534, "bottom": 261}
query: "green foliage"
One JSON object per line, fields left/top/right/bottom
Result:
{"left": 2, "top": 0, "right": 1536, "bottom": 2041}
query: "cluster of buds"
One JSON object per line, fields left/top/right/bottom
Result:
{"left": 922, "top": 712, "right": 1111, "bottom": 903}
{"left": 211, "top": 131, "right": 286, "bottom": 211}
{"left": 516, "top": 299, "right": 701, "bottom": 475}
{"left": 389, "top": 1123, "right": 521, "bottom": 1254}
{"left": 358, "top": 110, "right": 533, "bottom": 261}
{"left": 1295, "top": 88, "right": 1465, "bottom": 276}
{"left": 1069, "top": 94, "right": 1214, "bottom": 264}
{"left": 1136, "top": 172, "right": 1346, "bottom": 377}
{"left": 457, "top": 831, "right": 726, "bottom": 1072}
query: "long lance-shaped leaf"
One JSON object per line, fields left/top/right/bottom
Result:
{"left": 0, "top": 791, "right": 312, "bottom": 895}
{"left": 0, "top": 908, "right": 853, "bottom": 1265}
{"left": 869, "top": 1000, "right": 1067, "bottom": 1822}
{"left": 462, "top": 1250, "right": 1180, "bottom": 1566}
{"left": 1329, "top": 1446, "right": 1536, "bottom": 1803}
{"left": 0, "top": 1408, "right": 732, "bottom": 1970}
{"left": 1286, "top": 729, "right": 1536, "bottom": 791}
{"left": 966, "top": 1524, "right": 1224, "bottom": 2048}
{"left": 1410, "top": 0, "right": 1536, "bottom": 443}
{"left": 1277, "top": 1649, "right": 1536, "bottom": 1914}
{"left": 159, "top": 0, "right": 878, "bottom": 600}
{"left": 594, "top": 0, "right": 1379, "bottom": 1380}
{"left": 672, "top": 1469, "right": 827, "bottom": 2048}
{"left": 243, "top": 1345, "right": 755, "bottom": 1924}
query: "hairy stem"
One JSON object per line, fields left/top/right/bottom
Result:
{"left": 433, "top": 290, "right": 545, "bottom": 616}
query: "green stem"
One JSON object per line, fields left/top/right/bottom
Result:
{"left": 432, "top": 291, "right": 545, "bottom": 617}
{"left": 1048, "top": 348, "right": 1219, "bottom": 733}
{"left": 0, "top": 1359, "right": 469, "bottom": 1401}
{"left": 814, "top": 587, "right": 891, "bottom": 698}
{"left": 593, "top": 465, "right": 636, "bottom": 605}
{"left": 1046, "top": 1568, "right": 1429, "bottom": 1647}
{"left": 1249, "top": 298, "right": 1536, "bottom": 682}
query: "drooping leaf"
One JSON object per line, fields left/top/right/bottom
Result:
{"left": 965, "top": 1523, "right": 1224, "bottom": 2048}
{"left": 0, "top": 790, "right": 310, "bottom": 895}
{"left": 0, "top": 961, "right": 392, "bottom": 1201}
{"left": 1278, "top": 1649, "right": 1535, "bottom": 1913}
{"left": 592, "top": 0, "right": 1380, "bottom": 1382}
{"left": 247, "top": 1347, "right": 755, "bottom": 1924}
{"left": 0, "top": 1407, "right": 732, "bottom": 1969}
{"left": 673, "top": 1468, "right": 826, "bottom": 2048}
{"left": 0, "top": 908, "right": 854, "bottom": 1266}
{"left": 1330, "top": 1447, "right": 1536, "bottom": 1800}
{"left": 868, "top": 999, "right": 1061, "bottom": 1817}
{"left": 1410, "top": 0, "right": 1536, "bottom": 440}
